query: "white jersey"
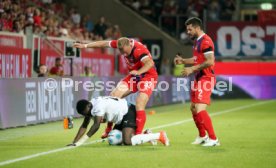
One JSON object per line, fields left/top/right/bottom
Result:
{"left": 90, "top": 96, "right": 129, "bottom": 124}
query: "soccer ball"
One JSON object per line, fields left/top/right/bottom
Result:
{"left": 107, "top": 129, "right": 122, "bottom": 145}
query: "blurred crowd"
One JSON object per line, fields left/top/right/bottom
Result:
{"left": 122, "top": 0, "right": 236, "bottom": 41}
{"left": 0, "top": 0, "right": 122, "bottom": 41}
{"left": 122, "top": 0, "right": 236, "bottom": 22}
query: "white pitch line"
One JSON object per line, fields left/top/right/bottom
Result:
{"left": 0, "top": 100, "right": 274, "bottom": 166}
{"left": 150, "top": 100, "right": 274, "bottom": 130}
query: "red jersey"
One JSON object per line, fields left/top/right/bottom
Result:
{"left": 109, "top": 40, "right": 158, "bottom": 76}
{"left": 193, "top": 34, "right": 215, "bottom": 80}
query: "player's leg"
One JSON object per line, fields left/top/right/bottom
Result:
{"left": 131, "top": 131, "right": 170, "bottom": 146}
{"left": 122, "top": 127, "right": 135, "bottom": 145}
{"left": 121, "top": 104, "right": 137, "bottom": 145}
{"left": 135, "top": 76, "right": 157, "bottom": 135}
{"left": 191, "top": 102, "right": 208, "bottom": 144}
{"left": 110, "top": 81, "right": 132, "bottom": 98}
{"left": 135, "top": 92, "right": 149, "bottom": 135}
{"left": 122, "top": 128, "right": 169, "bottom": 146}
{"left": 122, "top": 104, "right": 169, "bottom": 146}
{"left": 194, "top": 77, "right": 219, "bottom": 146}
{"left": 195, "top": 103, "right": 219, "bottom": 146}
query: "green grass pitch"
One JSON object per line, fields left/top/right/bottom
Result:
{"left": 0, "top": 99, "right": 276, "bottom": 168}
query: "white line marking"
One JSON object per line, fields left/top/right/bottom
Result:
{"left": 151, "top": 100, "right": 273, "bottom": 130}
{"left": 0, "top": 100, "right": 274, "bottom": 166}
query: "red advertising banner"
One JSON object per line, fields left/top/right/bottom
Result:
{"left": 0, "top": 47, "right": 32, "bottom": 78}
{"left": 75, "top": 52, "right": 115, "bottom": 76}
{"left": 0, "top": 34, "right": 24, "bottom": 48}
{"left": 215, "top": 62, "right": 276, "bottom": 75}
{"left": 40, "top": 50, "right": 115, "bottom": 76}
{"left": 207, "top": 22, "right": 276, "bottom": 57}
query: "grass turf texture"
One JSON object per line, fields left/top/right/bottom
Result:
{"left": 0, "top": 99, "right": 275, "bottom": 168}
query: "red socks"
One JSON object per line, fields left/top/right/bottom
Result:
{"left": 197, "top": 110, "right": 217, "bottom": 140}
{"left": 105, "top": 122, "right": 113, "bottom": 133}
{"left": 192, "top": 114, "right": 206, "bottom": 137}
{"left": 136, "top": 110, "right": 146, "bottom": 134}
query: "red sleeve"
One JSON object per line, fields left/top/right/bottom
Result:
{"left": 109, "top": 40, "right": 117, "bottom": 48}
{"left": 201, "top": 39, "right": 214, "bottom": 54}
{"left": 134, "top": 48, "right": 150, "bottom": 62}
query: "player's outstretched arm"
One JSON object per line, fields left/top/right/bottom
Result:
{"left": 73, "top": 41, "right": 110, "bottom": 49}
{"left": 74, "top": 116, "right": 103, "bottom": 147}
{"left": 66, "top": 116, "right": 91, "bottom": 146}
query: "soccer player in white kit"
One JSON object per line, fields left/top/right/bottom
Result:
{"left": 67, "top": 96, "right": 169, "bottom": 146}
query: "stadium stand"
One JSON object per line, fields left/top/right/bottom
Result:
{"left": 120, "top": 0, "right": 237, "bottom": 38}
{"left": 0, "top": 0, "right": 122, "bottom": 41}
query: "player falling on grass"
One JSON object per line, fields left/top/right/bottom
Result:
{"left": 73, "top": 37, "right": 158, "bottom": 138}
{"left": 67, "top": 96, "right": 169, "bottom": 146}
{"left": 174, "top": 17, "right": 220, "bottom": 147}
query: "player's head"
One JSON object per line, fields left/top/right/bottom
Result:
{"left": 117, "top": 37, "right": 132, "bottom": 55}
{"left": 76, "top": 99, "right": 92, "bottom": 116}
{"left": 185, "top": 17, "right": 203, "bottom": 40}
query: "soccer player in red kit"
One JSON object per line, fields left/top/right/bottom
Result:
{"left": 174, "top": 17, "right": 220, "bottom": 146}
{"left": 73, "top": 37, "right": 158, "bottom": 137}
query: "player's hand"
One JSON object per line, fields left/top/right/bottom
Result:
{"left": 182, "top": 67, "right": 194, "bottom": 76}
{"left": 174, "top": 55, "right": 183, "bottom": 65}
{"left": 73, "top": 42, "right": 86, "bottom": 48}
{"left": 66, "top": 143, "right": 76, "bottom": 147}
{"left": 129, "top": 70, "right": 140, "bottom": 76}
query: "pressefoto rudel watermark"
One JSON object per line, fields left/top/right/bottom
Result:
{"left": 44, "top": 77, "right": 232, "bottom": 93}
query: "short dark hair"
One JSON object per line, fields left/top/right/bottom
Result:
{"left": 76, "top": 99, "right": 90, "bottom": 115}
{"left": 185, "top": 17, "right": 203, "bottom": 30}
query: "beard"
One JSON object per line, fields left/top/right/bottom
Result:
{"left": 189, "top": 34, "right": 198, "bottom": 40}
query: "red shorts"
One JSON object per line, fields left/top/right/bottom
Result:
{"left": 121, "top": 74, "right": 158, "bottom": 97}
{"left": 191, "top": 76, "right": 216, "bottom": 105}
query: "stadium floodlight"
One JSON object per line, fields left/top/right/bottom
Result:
{"left": 260, "top": 3, "right": 273, "bottom": 10}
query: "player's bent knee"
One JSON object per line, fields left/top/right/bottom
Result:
{"left": 110, "top": 90, "right": 122, "bottom": 98}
